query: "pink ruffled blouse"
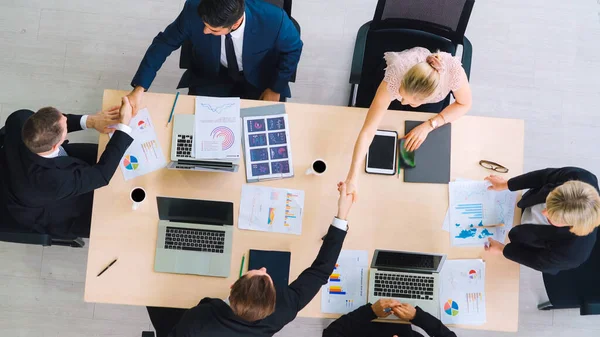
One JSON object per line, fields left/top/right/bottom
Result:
{"left": 383, "top": 47, "right": 466, "bottom": 103}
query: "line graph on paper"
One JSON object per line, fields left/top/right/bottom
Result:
{"left": 198, "top": 103, "right": 235, "bottom": 114}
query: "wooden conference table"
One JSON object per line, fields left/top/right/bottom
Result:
{"left": 85, "top": 89, "right": 524, "bottom": 332}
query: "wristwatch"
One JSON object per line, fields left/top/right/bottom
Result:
{"left": 429, "top": 118, "right": 438, "bottom": 130}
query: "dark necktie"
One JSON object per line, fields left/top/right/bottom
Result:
{"left": 225, "top": 33, "right": 240, "bottom": 81}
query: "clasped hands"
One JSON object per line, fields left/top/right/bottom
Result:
{"left": 371, "top": 298, "right": 417, "bottom": 321}
{"left": 87, "top": 97, "right": 134, "bottom": 133}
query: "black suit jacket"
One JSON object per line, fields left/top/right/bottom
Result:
{"left": 504, "top": 167, "right": 599, "bottom": 274}
{"left": 170, "top": 225, "right": 347, "bottom": 337}
{"left": 323, "top": 304, "right": 456, "bottom": 337}
{"left": 0, "top": 109, "right": 133, "bottom": 237}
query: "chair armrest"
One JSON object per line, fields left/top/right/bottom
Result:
{"left": 349, "top": 21, "right": 371, "bottom": 84}
{"left": 461, "top": 36, "right": 472, "bottom": 81}
{"left": 141, "top": 332, "right": 155, "bottom": 337}
{"left": 0, "top": 232, "right": 52, "bottom": 246}
{"left": 581, "top": 298, "right": 600, "bottom": 315}
{"left": 289, "top": 16, "right": 301, "bottom": 83}
{"left": 52, "top": 237, "right": 85, "bottom": 248}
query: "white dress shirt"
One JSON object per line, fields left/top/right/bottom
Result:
{"left": 331, "top": 217, "right": 349, "bottom": 231}
{"left": 521, "top": 203, "right": 550, "bottom": 225}
{"left": 220, "top": 14, "right": 246, "bottom": 71}
{"left": 41, "top": 115, "right": 132, "bottom": 158}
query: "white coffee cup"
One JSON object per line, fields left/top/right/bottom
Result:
{"left": 130, "top": 187, "right": 146, "bottom": 211}
{"left": 305, "top": 159, "right": 327, "bottom": 176}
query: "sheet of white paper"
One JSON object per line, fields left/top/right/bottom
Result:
{"left": 321, "top": 250, "right": 369, "bottom": 314}
{"left": 194, "top": 96, "right": 241, "bottom": 160}
{"left": 439, "top": 259, "right": 486, "bottom": 325}
{"left": 243, "top": 114, "right": 294, "bottom": 181}
{"left": 238, "top": 185, "right": 304, "bottom": 235}
{"left": 448, "top": 181, "right": 517, "bottom": 246}
{"left": 114, "top": 108, "right": 167, "bottom": 181}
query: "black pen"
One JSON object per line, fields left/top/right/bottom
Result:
{"left": 97, "top": 258, "right": 118, "bottom": 277}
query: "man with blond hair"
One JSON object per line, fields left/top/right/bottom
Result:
{"left": 485, "top": 167, "right": 600, "bottom": 274}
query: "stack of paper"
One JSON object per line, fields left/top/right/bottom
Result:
{"left": 447, "top": 180, "right": 517, "bottom": 246}
{"left": 238, "top": 185, "right": 305, "bottom": 235}
{"left": 439, "top": 259, "right": 486, "bottom": 325}
{"left": 321, "top": 250, "right": 369, "bottom": 314}
{"left": 114, "top": 108, "right": 167, "bottom": 181}
{"left": 193, "top": 96, "right": 241, "bottom": 168}
{"left": 242, "top": 113, "right": 294, "bottom": 182}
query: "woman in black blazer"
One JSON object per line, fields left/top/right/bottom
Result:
{"left": 485, "top": 167, "right": 600, "bottom": 274}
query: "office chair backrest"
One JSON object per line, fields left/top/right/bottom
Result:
{"left": 372, "top": 0, "right": 474, "bottom": 44}
{"left": 261, "top": 0, "right": 292, "bottom": 17}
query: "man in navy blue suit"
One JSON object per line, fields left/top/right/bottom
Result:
{"left": 128, "top": 0, "right": 303, "bottom": 109}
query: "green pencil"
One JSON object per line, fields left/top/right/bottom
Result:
{"left": 239, "top": 254, "right": 245, "bottom": 278}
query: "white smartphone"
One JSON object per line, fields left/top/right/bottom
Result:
{"left": 366, "top": 130, "right": 398, "bottom": 175}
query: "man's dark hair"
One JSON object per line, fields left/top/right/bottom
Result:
{"left": 22, "top": 107, "right": 64, "bottom": 154}
{"left": 197, "top": 0, "right": 245, "bottom": 28}
{"left": 229, "top": 274, "right": 276, "bottom": 321}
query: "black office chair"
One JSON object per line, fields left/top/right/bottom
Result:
{"left": 0, "top": 126, "right": 84, "bottom": 248}
{"left": 179, "top": 0, "right": 301, "bottom": 83}
{"left": 348, "top": 0, "right": 475, "bottom": 111}
{"left": 537, "top": 229, "right": 600, "bottom": 315}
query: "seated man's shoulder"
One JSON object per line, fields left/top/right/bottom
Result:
{"left": 6, "top": 109, "right": 34, "bottom": 127}
{"left": 248, "top": 0, "right": 285, "bottom": 21}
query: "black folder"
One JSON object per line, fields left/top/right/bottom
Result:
{"left": 248, "top": 249, "right": 291, "bottom": 288}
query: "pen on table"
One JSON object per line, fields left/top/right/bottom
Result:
{"left": 384, "top": 308, "right": 392, "bottom": 313}
{"left": 397, "top": 138, "right": 402, "bottom": 179}
{"left": 166, "top": 91, "right": 180, "bottom": 127}
{"left": 97, "top": 258, "right": 118, "bottom": 277}
{"left": 239, "top": 254, "right": 245, "bottom": 278}
{"left": 480, "top": 223, "right": 504, "bottom": 228}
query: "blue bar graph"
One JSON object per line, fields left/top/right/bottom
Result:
{"left": 456, "top": 203, "right": 483, "bottom": 219}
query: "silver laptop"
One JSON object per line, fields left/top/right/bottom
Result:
{"left": 154, "top": 196, "right": 234, "bottom": 277}
{"left": 167, "top": 114, "right": 239, "bottom": 172}
{"left": 368, "top": 249, "right": 446, "bottom": 319}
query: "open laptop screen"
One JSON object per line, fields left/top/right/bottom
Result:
{"left": 157, "top": 197, "right": 234, "bottom": 226}
{"left": 372, "top": 250, "right": 445, "bottom": 273}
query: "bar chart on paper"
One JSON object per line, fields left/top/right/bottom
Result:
{"left": 238, "top": 185, "right": 305, "bottom": 235}
{"left": 321, "top": 251, "right": 368, "bottom": 314}
{"left": 449, "top": 181, "right": 516, "bottom": 246}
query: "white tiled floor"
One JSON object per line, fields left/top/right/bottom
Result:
{"left": 1, "top": 0, "right": 600, "bottom": 336}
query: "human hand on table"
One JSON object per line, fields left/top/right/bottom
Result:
{"left": 485, "top": 175, "right": 509, "bottom": 191}
{"left": 485, "top": 238, "right": 505, "bottom": 255}
{"left": 336, "top": 182, "right": 354, "bottom": 220}
{"left": 87, "top": 105, "right": 120, "bottom": 133}
{"left": 371, "top": 298, "right": 401, "bottom": 318}
{"left": 403, "top": 122, "right": 432, "bottom": 152}
{"left": 259, "top": 88, "right": 280, "bottom": 102}
{"left": 126, "top": 86, "right": 145, "bottom": 116}
{"left": 392, "top": 303, "right": 417, "bottom": 321}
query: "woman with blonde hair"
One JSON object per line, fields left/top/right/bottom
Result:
{"left": 345, "top": 47, "right": 472, "bottom": 199}
{"left": 485, "top": 167, "right": 600, "bottom": 274}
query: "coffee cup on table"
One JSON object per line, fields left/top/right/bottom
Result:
{"left": 305, "top": 159, "right": 327, "bottom": 176}
{"left": 130, "top": 187, "right": 146, "bottom": 211}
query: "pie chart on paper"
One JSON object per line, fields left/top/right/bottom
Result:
{"left": 123, "top": 155, "right": 139, "bottom": 170}
{"left": 444, "top": 299, "right": 459, "bottom": 316}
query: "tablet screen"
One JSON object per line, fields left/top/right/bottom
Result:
{"left": 367, "top": 134, "right": 396, "bottom": 170}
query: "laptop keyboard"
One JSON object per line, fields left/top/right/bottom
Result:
{"left": 374, "top": 272, "right": 435, "bottom": 301}
{"left": 164, "top": 227, "right": 225, "bottom": 253}
{"left": 176, "top": 135, "right": 193, "bottom": 158}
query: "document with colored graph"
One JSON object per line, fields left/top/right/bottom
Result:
{"left": 194, "top": 96, "right": 241, "bottom": 160}
{"left": 439, "top": 259, "right": 486, "bottom": 325}
{"left": 448, "top": 180, "right": 517, "bottom": 246}
{"left": 321, "top": 250, "right": 369, "bottom": 314}
{"left": 242, "top": 114, "right": 294, "bottom": 182}
{"left": 113, "top": 108, "right": 167, "bottom": 181}
{"left": 238, "top": 185, "right": 304, "bottom": 235}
